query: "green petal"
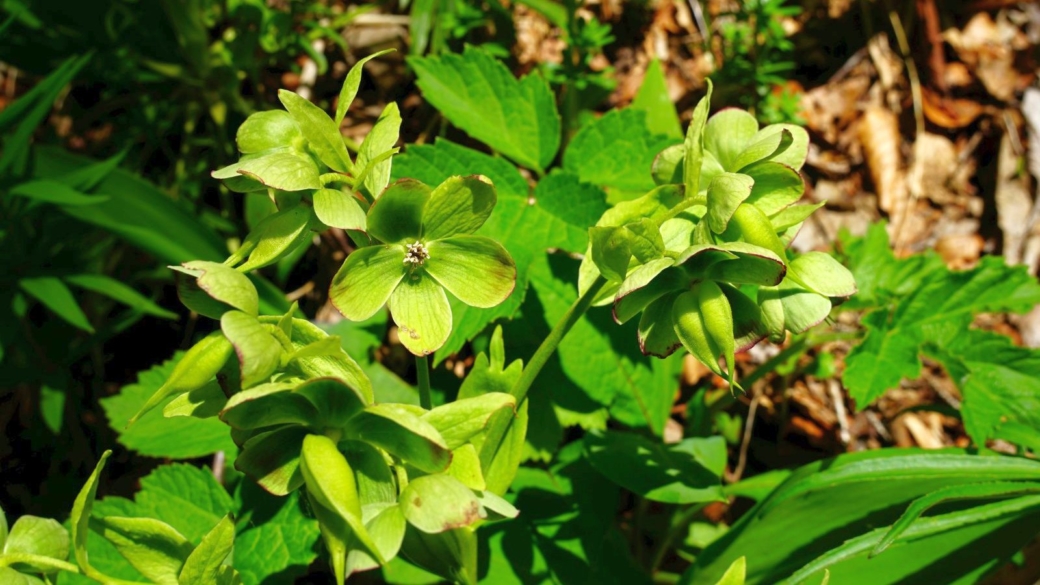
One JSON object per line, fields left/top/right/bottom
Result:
{"left": 706, "top": 172, "right": 755, "bottom": 234}
{"left": 672, "top": 289, "right": 725, "bottom": 378}
{"left": 388, "top": 272, "right": 452, "bottom": 356}
{"left": 313, "top": 189, "right": 367, "bottom": 231}
{"left": 704, "top": 109, "right": 759, "bottom": 171}
{"left": 614, "top": 259, "right": 682, "bottom": 325}
{"left": 421, "top": 175, "right": 497, "bottom": 240}
{"left": 236, "top": 110, "right": 302, "bottom": 154}
{"left": 366, "top": 179, "right": 430, "bottom": 244}
{"left": 330, "top": 245, "right": 407, "bottom": 321}
{"left": 425, "top": 236, "right": 516, "bottom": 308}
{"left": 638, "top": 292, "right": 682, "bottom": 358}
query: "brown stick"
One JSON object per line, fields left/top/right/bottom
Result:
{"left": 916, "top": 0, "right": 946, "bottom": 92}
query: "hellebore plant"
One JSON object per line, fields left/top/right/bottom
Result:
{"left": 78, "top": 60, "right": 854, "bottom": 585}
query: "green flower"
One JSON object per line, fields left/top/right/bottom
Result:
{"left": 330, "top": 175, "right": 517, "bottom": 355}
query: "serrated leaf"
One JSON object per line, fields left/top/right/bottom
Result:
{"left": 133, "top": 465, "right": 236, "bottom": 544}
{"left": 101, "top": 353, "right": 237, "bottom": 458}
{"left": 408, "top": 46, "right": 560, "bottom": 172}
{"left": 563, "top": 108, "right": 677, "bottom": 194}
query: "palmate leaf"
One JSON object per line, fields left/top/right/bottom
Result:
{"left": 408, "top": 46, "right": 560, "bottom": 172}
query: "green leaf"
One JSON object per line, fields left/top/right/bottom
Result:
{"left": 731, "top": 128, "right": 792, "bottom": 171}
{"left": 421, "top": 175, "right": 496, "bottom": 240}
{"left": 787, "top": 252, "right": 857, "bottom": 298}
{"left": 356, "top": 102, "right": 402, "bottom": 199}
{"left": 132, "top": 465, "right": 236, "bottom": 544}
{"left": 776, "top": 279, "right": 831, "bottom": 334}
{"left": 232, "top": 490, "right": 319, "bottom": 585}
{"left": 221, "top": 311, "right": 283, "bottom": 388}
{"left": 584, "top": 431, "right": 726, "bottom": 503}
{"left": 64, "top": 274, "right": 176, "bottom": 319}
{"left": 102, "top": 352, "right": 237, "bottom": 458}
{"left": 388, "top": 272, "right": 452, "bottom": 356}
{"left": 313, "top": 189, "right": 367, "bottom": 231}
{"left": 39, "top": 386, "right": 65, "bottom": 434}
{"left": 750, "top": 123, "right": 809, "bottom": 171}
{"left": 366, "top": 179, "right": 430, "bottom": 243}
{"left": 235, "top": 426, "right": 308, "bottom": 496}
{"left": 176, "top": 260, "right": 259, "bottom": 318}
{"left": 18, "top": 277, "right": 93, "bottom": 332}
{"left": 400, "top": 475, "right": 484, "bottom": 533}
{"left": 425, "top": 236, "right": 516, "bottom": 308}
{"left": 220, "top": 382, "right": 314, "bottom": 430}
{"left": 293, "top": 378, "right": 367, "bottom": 429}
{"left": 563, "top": 109, "right": 677, "bottom": 194}
{"left": 232, "top": 204, "right": 314, "bottom": 273}
{"left": 408, "top": 46, "right": 560, "bottom": 172}
{"left": 706, "top": 173, "right": 755, "bottom": 234}
{"left": 10, "top": 180, "right": 108, "bottom": 206}
{"left": 704, "top": 109, "right": 759, "bottom": 172}
{"left": 126, "top": 332, "right": 234, "bottom": 427}
{"left": 70, "top": 451, "right": 111, "bottom": 583}
{"left": 421, "top": 393, "right": 517, "bottom": 450}
{"left": 715, "top": 557, "right": 746, "bottom": 585}
{"left": 844, "top": 256, "right": 1040, "bottom": 408}
{"left": 345, "top": 404, "right": 451, "bottom": 473}
{"left": 448, "top": 444, "right": 486, "bottom": 491}
{"left": 233, "top": 150, "right": 323, "bottom": 191}
{"left": 336, "top": 50, "right": 395, "bottom": 126}
{"left": 741, "top": 161, "right": 804, "bottom": 215}
{"left": 278, "top": 89, "right": 353, "bottom": 173}
{"left": 89, "top": 517, "right": 191, "bottom": 585}
{"left": 177, "top": 515, "right": 236, "bottom": 585}
{"left": 684, "top": 80, "right": 713, "bottom": 197}
{"left": 236, "top": 110, "right": 302, "bottom": 154}
{"left": 631, "top": 59, "right": 683, "bottom": 140}
{"left": 345, "top": 504, "right": 406, "bottom": 577}
{"left": 163, "top": 381, "right": 226, "bottom": 419}
{"left": 3, "top": 516, "right": 69, "bottom": 568}
{"left": 330, "top": 245, "right": 407, "bottom": 321}
{"left": 682, "top": 449, "right": 1040, "bottom": 585}
{"left": 278, "top": 318, "right": 374, "bottom": 404}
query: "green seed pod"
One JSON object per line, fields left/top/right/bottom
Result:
{"left": 128, "top": 331, "right": 234, "bottom": 427}
{"left": 730, "top": 203, "right": 787, "bottom": 261}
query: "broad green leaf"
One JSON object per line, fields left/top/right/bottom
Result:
{"left": 294, "top": 378, "right": 366, "bottom": 429}
{"left": 232, "top": 204, "right": 313, "bottom": 273}
{"left": 10, "top": 180, "right": 108, "bottom": 206}
{"left": 220, "top": 382, "right": 315, "bottom": 430}
{"left": 408, "top": 46, "right": 560, "bottom": 172}
{"left": 176, "top": 260, "right": 259, "bottom": 317}
{"left": 400, "top": 475, "right": 484, "bottom": 533}
{"left": 3, "top": 516, "right": 69, "bottom": 567}
{"left": 235, "top": 426, "right": 308, "bottom": 496}
{"left": 706, "top": 173, "right": 755, "bottom": 233}
{"left": 421, "top": 393, "right": 516, "bottom": 450}
{"left": 770, "top": 202, "right": 824, "bottom": 232}
{"left": 448, "top": 444, "right": 486, "bottom": 491}
{"left": 715, "top": 557, "right": 746, "bottom": 585}
{"left": 563, "top": 109, "right": 677, "bottom": 194}
{"left": 0, "top": 567, "right": 45, "bottom": 584}
{"left": 345, "top": 504, "right": 406, "bottom": 577}
{"left": 336, "top": 50, "right": 395, "bottom": 126}
{"left": 345, "top": 404, "right": 451, "bottom": 473}
{"left": 162, "top": 381, "right": 226, "bottom": 419}
{"left": 585, "top": 431, "right": 726, "bottom": 504}
{"left": 355, "top": 102, "right": 401, "bottom": 199}
{"left": 18, "top": 277, "right": 93, "bottom": 333}
{"left": 340, "top": 441, "right": 398, "bottom": 507}
{"left": 731, "top": 127, "right": 792, "bottom": 171}
{"left": 177, "top": 515, "right": 236, "bottom": 585}
{"left": 741, "top": 161, "right": 804, "bottom": 215}
{"left": 704, "top": 109, "right": 759, "bottom": 172}
{"left": 232, "top": 490, "right": 319, "bottom": 585}
{"left": 102, "top": 352, "right": 236, "bottom": 458}
{"left": 843, "top": 255, "right": 1040, "bottom": 408}
{"left": 425, "top": 236, "right": 516, "bottom": 308}
{"left": 750, "top": 123, "right": 809, "bottom": 171}
{"left": 787, "top": 252, "right": 857, "bottom": 298}
{"left": 366, "top": 179, "right": 430, "bottom": 243}
{"left": 388, "top": 272, "right": 451, "bottom": 356}
{"left": 126, "top": 333, "right": 234, "bottom": 427}
{"left": 684, "top": 80, "right": 713, "bottom": 197}
{"left": 221, "top": 311, "right": 282, "bottom": 388}
{"left": 776, "top": 279, "right": 831, "bottom": 333}
{"left": 278, "top": 318, "right": 374, "bottom": 404}
{"left": 89, "top": 517, "right": 191, "bottom": 585}
{"left": 630, "top": 59, "right": 683, "bottom": 140}
{"left": 278, "top": 89, "right": 353, "bottom": 173}
{"left": 64, "top": 274, "right": 176, "bottom": 319}
{"left": 682, "top": 449, "right": 1040, "bottom": 585}
{"left": 330, "top": 245, "right": 407, "bottom": 321}
{"left": 421, "top": 175, "right": 496, "bottom": 240}
{"left": 787, "top": 495, "right": 1040, "bottom": 585}
{"left": 236, "top": 110, "right": 302, "bottom": 154}
{"left": 313, "top": 189, "right": 367, "bottom": 231}
{"left": 235, "top": 150, "right": 323, "bottom": 191}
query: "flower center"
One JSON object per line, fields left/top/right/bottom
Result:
{"left": 404, "top": 241, "right": 430, "bottom": 266}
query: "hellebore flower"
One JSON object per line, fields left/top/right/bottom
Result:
{"left": 330, "top": 176, "right": 517, "bottom": 355}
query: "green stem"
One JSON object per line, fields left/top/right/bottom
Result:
{"left": 416, "top": 355, "right": 432, "bottom": 410}
{"left": 479, "top": 277, "right": 608, "bottom": 470}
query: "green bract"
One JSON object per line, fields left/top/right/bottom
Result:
{"left": 330, "top": 176, "right": 517, "bottom": 356}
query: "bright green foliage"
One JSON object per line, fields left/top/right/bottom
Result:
{"left": 841, "top": 224, "right": 1040, "bottom": 445}
{"left": 408, "top": 46, "right": 560, "bottom": 173}
{"left": 630, "top": 59, "right": 684, "bottom": 140}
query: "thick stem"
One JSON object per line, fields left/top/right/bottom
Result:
{"left": 479, "top": 277, "right": 607, "bottom": 470}
{"left": 416, "top": 354, "right": 432, "bottom": 410}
